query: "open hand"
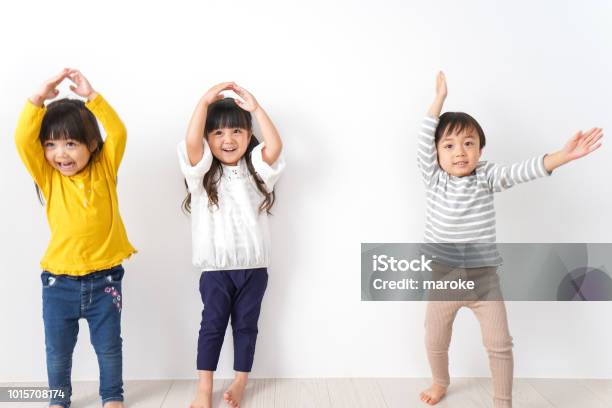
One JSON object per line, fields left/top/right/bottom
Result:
{"left": 202, "top": 82, "right": 234, "bottom": 106}
{"left": 67, "top": 69, "right": 96, "bottom": 100}
{"left": 30, "top": 68, "right": 70, "bottom": 106}
{"left": 436, "top": 71, "right": 447, "bottom": 100}
{"left": 562, "top": 128, "right": 604, "bottom": 162}
{"left": 230, "top": 83, "right": 260, "bottom": 113}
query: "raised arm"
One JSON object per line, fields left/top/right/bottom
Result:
{"left": 15, "top": 69, "right": 70, "bottom": 194}
{"left": 66, "top": 69, "right": 127, "bottom": 175}
{"left": 543, "top": 128, "right": 603, "bottom": 172}
{"left": 418, "top": 72, "right": 447, "bottom": 186}
{"left": 230, "top": 83, "right": 283, "bottom": 165}
{"left": 428, "top": 71, "right": 447, "bottom": 118}
{"left": 186, "top": 82, "right": 234, "bottom": 165}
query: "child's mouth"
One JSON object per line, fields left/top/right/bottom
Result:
{"left": 454, "top": 161, "right": 469, "bottom": 167}
{"left": 57, "top": 161, "right": 76, "bottom": 171}
{"left": 221, "top": 147, "right": 237, "bottom": 153}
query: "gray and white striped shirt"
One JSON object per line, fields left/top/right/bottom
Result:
{"left": 417, "top": 115, "right": 550, "bottom": 267}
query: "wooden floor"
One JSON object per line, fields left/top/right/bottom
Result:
{"left": 2, "top": 378, "right": 611, "bottom": 407}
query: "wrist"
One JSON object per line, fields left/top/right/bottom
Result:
{"left": 544, "top": 150, "right": 569, "bottom": 173}
{"left": 29, "top": 94, "right": 44, "bottom": 107}
{"left": 252, "top": 105, "right": 264, "bottom": 116}
{"left": 557, "top": 150, "right": 572, "bottom": 165}
{"left": 86, "top": 91, "right": 98, "bottom": 102}
{"left": 198, "top": 96, "right": 211, "bottom": 109}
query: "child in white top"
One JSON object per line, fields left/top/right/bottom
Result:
{"left": 177, "top": 82, "right": 284, "bottom": 408}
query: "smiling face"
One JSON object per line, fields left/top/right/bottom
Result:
{"left": 39, "top": 98, "right": 103, "bottom": 177}
{"left": 204, "top": 98, "right": 253, "bottom": 166}
{"left": 206, "top": 127, "right": 251, "bottom": 166}
{"left": 436, "top": 127, "right": 482, "bottom": 177}
{"left": 43, "top": 137, "right": 94, "bottom": 176}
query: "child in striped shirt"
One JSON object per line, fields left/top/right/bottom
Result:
{"left": 417, "top": 72, "right": 603, "bottom": 407}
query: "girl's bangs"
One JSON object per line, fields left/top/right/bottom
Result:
{"left": 40, "top": 101, "right": 91, "bottom": 145}
{"left": 205, "top": 99, "right": 252, "bottom": 132}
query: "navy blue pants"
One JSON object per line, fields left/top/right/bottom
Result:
{"left": 197, "top": 268, "right": 268, "bottom": 372}
{"left": 42, "top": 265, "right": 124, "bottom": 408}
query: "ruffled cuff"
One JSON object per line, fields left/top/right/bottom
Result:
{"left": 251, "top": 142, "right": 286, "bottom": 192}
{"left": 177, "top": 139, "right": 213, "bottom": 193}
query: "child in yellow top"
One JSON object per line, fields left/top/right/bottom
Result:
{"left": 15, "top": 68, "right": 135, "bottom": 408}
{"left": 16, "top": 69, "right": 135, "bottom": 275}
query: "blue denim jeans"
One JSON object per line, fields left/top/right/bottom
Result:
{"left": 42, "top": 265, "right": 124, "bottom": 408}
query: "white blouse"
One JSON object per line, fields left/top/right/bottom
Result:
{"left": 177, "top": 140, "right": 285, "bottom": 271}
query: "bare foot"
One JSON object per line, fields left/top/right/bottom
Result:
{"left": 419, "top": 383, "right": 447, "bottom": 405}
{"left": 190, "top": 384, "right": 212, "bottom": 408}
{"left": 103, "top": 402, "right": 124, "bottom": 408}
{"left": 223, "top": 377, "right": 247, "bottom": 407}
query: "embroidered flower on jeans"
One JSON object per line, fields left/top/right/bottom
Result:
{"left": 105, "top": 286, "right": 122, "bottom": 312}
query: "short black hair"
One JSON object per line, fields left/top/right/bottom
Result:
{"left": 435, "top": 112, "right": 486, "bottom": 149}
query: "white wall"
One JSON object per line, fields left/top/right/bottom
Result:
{"left": 1, "top": 0, "right": 611, "bottom": 381}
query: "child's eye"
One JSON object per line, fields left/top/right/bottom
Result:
{"left": 445, "top": 144, "right": 453, "bottom": 149}
{"left": 44, "top": 142, "right": 54, "bottom": 148}
{"left": 66, "top": 141, "right": 77, "bottom": 148}
{"left": 233, "top": 128, "right": 242, "bottom": 134}
{"left": 465, "top": 141, "right": 474, "bottom": 146}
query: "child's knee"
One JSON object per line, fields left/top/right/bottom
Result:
{"left": 92, "top": 336, "right": 123, "bottom": 356}
{"left": 483, "top": 334, "right": 513, "bottom": 356}
{"left": 425, "top": 331, "right": 452, "bottom": 352}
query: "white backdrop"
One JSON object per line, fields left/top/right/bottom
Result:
{"left": 1, "top": 0, "right": 611, "bottom": 381}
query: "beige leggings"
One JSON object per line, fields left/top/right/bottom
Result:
{"left": 424, "top": 265, "right": 514, "bottom": 408}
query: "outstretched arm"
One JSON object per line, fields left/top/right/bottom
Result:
{"left": 230, "top": 83, "right": 283, "bottom": 165}
{"left": 543, "top": 128, "right": 604, "bottom": 172}
{"left": 185, "top": 82, "right": 234, "bottom": 165}
{"left": 484, "top": 128, "right": 603, "bottom": 192}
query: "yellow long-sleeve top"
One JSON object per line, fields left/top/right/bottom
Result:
{"left": 15, "top": 94, "right": 136, "bottom": 276}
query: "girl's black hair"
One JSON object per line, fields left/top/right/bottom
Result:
{"left": 435, "top": 112, "right": 486, "bottom": 149}
{"left": 182, "top": 98, "right": 276, "bottom": 214}
{"left": 35, "top": 98, "right": 103, "bottom": 204}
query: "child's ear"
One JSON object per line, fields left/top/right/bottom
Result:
{"left": 89, "top": 140, "right": 99, "bottom": 153}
